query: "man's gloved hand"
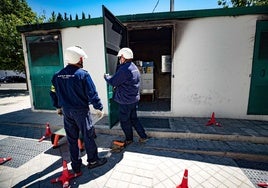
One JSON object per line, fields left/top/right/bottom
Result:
{"left": 57, "top": 108, "right": 63, "bottom": 116}
{"left": 95, "top": 109, "right": 104, "bottom": 119}
{"left": 104, "top": 73, "right": 110, "bottom": 79}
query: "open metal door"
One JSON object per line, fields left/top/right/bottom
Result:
{"left": 102, "top": 5, "right": 128, "bottom": 128}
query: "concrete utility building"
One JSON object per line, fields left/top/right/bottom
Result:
{"left": 18, "top": 6, "right": 268, "bottom": 127}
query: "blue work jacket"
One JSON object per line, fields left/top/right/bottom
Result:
{"left": 104, "top": 62, "right": 140, "bottom": 104}
{"left": 50, "top": 65, "right": 103, "bottom": 111}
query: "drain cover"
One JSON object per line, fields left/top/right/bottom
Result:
{"left": 140, "top": 118, "right": 170, "bottom": 129}
{"left": 242, "top": 168, "right": 268, "bottom": 188}
{"left": 0, "top": 137, "right": 51, "bottom": 168}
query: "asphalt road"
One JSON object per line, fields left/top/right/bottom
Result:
{"left": 0, "top": 83, "right": 30, "bottom": 115}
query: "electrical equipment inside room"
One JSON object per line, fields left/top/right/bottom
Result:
{"left": 126, "top": 21, "right": 173, "bottom": 112}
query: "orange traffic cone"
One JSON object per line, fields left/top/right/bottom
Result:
{"left": 51, "top": 134, "right": 64, "bottom": 148}
{"left": 206, "top": 112, "right": 221, "bottom": 126}
{"left": 258, "top": 182, "right": 268, "bottom": 187}
{"left": 113, "top": 140, "right": 126, "bottom": 147}
{"left": 51, "top": 160, "right": 82, "bottom": 188}
{"left": 0, "top": 157, "right": 12, "bottom": 165}
{"left": 176, "top": 169, "right": 188, "bottom": 188}
{"left": 39, "top": 122, "right": 52, "bottom": 142}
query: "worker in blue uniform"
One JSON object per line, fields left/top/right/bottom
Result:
{"left": 104, "top": 47, "right": 148, "bottom": 145}
{"left": 50, "top": 46, "right": 107, "bottom": 175}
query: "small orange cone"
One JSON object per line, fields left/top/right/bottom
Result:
{"left": 0, "top": 157, "right": 12, "bottom": 165}
{"left": 176, "top": 169, "right": 188, "bottom": 188}
{"left": 113, "top": 140, "right": 126, "bottom": 147}
{"left": 39, "top": 122, "right": 52, "bottom": 142}
{"left": 51, "top": 160, "right": 82, "bottom": 188}
{"left": 258, "top": 182, "right": 268, "bottom": 187}
{"left": 206, "top": 112, "right": 221, "bottom": 126}
{"left": 51, "top": 134, "right": 62, "bottom": 148}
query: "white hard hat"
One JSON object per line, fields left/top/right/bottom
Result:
{"left": 117, "top": 48, "right": 133, "bottom": 59}
{"left": 65, "top": 46, "right": 88, "bottom": 64}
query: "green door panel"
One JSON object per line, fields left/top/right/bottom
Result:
{"left": 26, "top": 33, "right": 64, "bottom": 110}
{"left": 248, "top": 21, "right": 268, "bottom": 114}
{"left": 102, "top": 5, "right": 128, "bottom": 128}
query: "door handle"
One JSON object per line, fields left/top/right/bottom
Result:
{"left": 260, "top": 69, "right": 265, "bottom": 77}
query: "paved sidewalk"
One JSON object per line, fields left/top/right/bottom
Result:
{"left": 0, "top": 88, "right": 268, "bottom": 187}
{"left": 0, "top": 107, "right": 267, "bottom": 144}
{"left": 0, "top": 112, "right": 268, "bottom": 188}
{"left": 0, "top": 125, "right": 267, "bottom": 188}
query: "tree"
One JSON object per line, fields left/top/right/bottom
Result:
{"left": 56, "top": 13, "right": 64, "bottom": 22}
{"left": 64, "top": 12, "right": 69, "bottom": 21}
{"left": 48, "top": 11, "right": 57, "bottom": 22}
{"left": 0, "top": 0, "right": 37, "bottom": 72}
{"left": 34, "top": 10, "right": 46, "bottom": 24}
{"left": 218, "top": 0, "right": 268, "bottom": 7}
{"left": 82, "top": 12, "right": 86, "bottom": 19}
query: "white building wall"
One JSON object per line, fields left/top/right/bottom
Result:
{"left": 21, "top": 14, "right": 268, "bottom": 121}
{"left": 61, "top": 25, "right": 108, "bottom": 114}
{"left": 172, "top": 15, "right": 268, "bottom": 120}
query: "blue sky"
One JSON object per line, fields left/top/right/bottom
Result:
{"left": 26, "top": 0, "right": 220, "bottom": 19}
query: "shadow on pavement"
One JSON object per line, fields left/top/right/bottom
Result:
{"left": 124, "top": 137, "right": 268, "bottom": 171}
{"left": 12, "top": 135, "right": 124, "bottom": 188}
{"left": 0, "top": 89, "right": 29, "bottom": 98}
{"left": 2, "top": 125, "right": 268, "bottom": 187}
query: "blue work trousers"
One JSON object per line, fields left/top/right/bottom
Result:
{"left": 119, "top": 102, "right": 147, "bottom": 141}
{"left": 63, "top": 109, "right": 98, "bottom": 172}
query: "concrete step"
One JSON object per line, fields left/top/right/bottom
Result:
{"left": 95, "top": 124, "right": 268, "bottom": 144}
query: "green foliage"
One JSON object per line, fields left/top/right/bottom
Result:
{"left": 0, "top": 0, "right": 37, "bottom": 72}
{"left": 48, "top": 11, "right": 57, "bottom": 22}
{"left": 34, "top": 10, "right": 46, "bottom": 24}
{"left": 82, "top": 12, "right": 86, "bottom": 19}
{"left": 64, "top": 13, "right": 69, "bottom": 21}
{"left": 218, "top": 0, "right": 268, "bottom": 7}
{"left": 56, "top": 13, "right": 64, "bottom": 22}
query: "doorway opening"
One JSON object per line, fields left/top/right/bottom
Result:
{"left": 128, "top": 26, "right": 172, "bottom": 112}
{"left": 102, "top": 5, "right": 173, "bottom": 127}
